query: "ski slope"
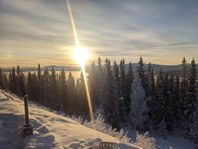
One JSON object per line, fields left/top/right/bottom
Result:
{"left": 0, "top": 91, "right": 140, "bottom": 149}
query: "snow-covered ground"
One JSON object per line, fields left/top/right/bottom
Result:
{"left": 126, "top": 126, "right": 195, "bottom": 149}
{"left": 0, "top": 91, "right": 139, "bottom": 149}
{"left": 0, "top": 90, "right": 194, "bottom": 149}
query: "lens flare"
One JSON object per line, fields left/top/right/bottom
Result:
{"left": 66, "top": 0, "right": 93, "bottom": 121}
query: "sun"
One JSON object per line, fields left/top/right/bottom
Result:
{"left": 73, "top": 47, "right": 90, "bottom": 66}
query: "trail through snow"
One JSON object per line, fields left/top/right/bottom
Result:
{"left": 0, "top": 91, "right": 139, "bottom": 149}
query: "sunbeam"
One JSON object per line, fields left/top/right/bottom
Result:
{"left": 66, "top": 0, "right": 93, "bottom": 121}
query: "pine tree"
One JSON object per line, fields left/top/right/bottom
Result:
{"left": 89, "top": 61, "right": 98, "bottom": 110}
{"left": 16, "top": 65, "right": 22, "bottom": 96}
{"left": 150, "top": 70, "right": 166, "bottom": 130}
{"left": 2, "top": 74, "right": 8, "bottom": 90}
{"left": 43, "top": 68, "right": 50, "bottom": 105}
{"left": 103, "top": 59, "right": 120, "bottom": 128}
{"left": 67, "top": 71, "right": 75, "bottom": 113}
{"left": 180, "top": 57, "right": 188, "bottom": 127}
{"left": 19, "top": 73, "right": 26, "bottom": 96}
{"left": 191, "top": 98, "right": 198, "bottom": 145}
{"left": 76, "top": 72, "right": 88, "bottom": 115}
{"left": 32, "top": 72, "right": 38, "bottom": 101}
{"left": 173, "top": 74, "right": 181, "bottom": 127}
{"left": 0, "top": 68, "right": 3, "bottom": 89}
{"left": 49, "top": 67, "right": 59, "bottom": 109}
{"left": 58, "top": 67, "right": 68, "bottom": 112}
{"left": 9, "top": 67, "right": 16, "bottom": 93}
{"left": 183, "top": 59, "right": 197, "bottom": 134}
{"left": 125, "top": 62, "right": 134, "bottom": 117}
{"left": 137, "top": 57, "right": 149, "bottom": 96}
{"left": 147, "top": 63, "right": 155, "bottom": 96}
{"left": 95, "top": 57, "right": 105, "bottom": 111}
{"left": 37, "top": 64, "right": 42, "bottom": 100}
{"left": 27, "top": 72, "right": 33, "bottom": 100}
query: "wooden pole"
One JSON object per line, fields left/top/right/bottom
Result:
{"left": 24, "top": 95, "right": 29, "bottom": 125}
{"left": 22, "top": 95, "right": 33, "bottom": 137}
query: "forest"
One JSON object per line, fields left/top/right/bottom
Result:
{"left": 0, "top": 57, "right": 197, "bottom": 143}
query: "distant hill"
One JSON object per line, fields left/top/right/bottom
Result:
{"left": 1, "top": 63, "right": 198, "bottom": 74}
{"left": 124, "top": 63, "right": 198, "bottom": 74}
{"left": 1, "top": 65, "right": 81, "bottom": 72}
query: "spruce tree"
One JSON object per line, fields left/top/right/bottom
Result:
{"left": 183, "top": 59, "right": 197, "bottom": 134}
{"left": 43, "top": 68, "right": 50, "bottom": 105}
{"left": 103, "top": 59, "right": 120, "bottom": 128}
{"left": 89, "top": 61, "right": 98, "bottom": 110}
{"left": 96, "top": 57, "right": 105, "bottom": 111}
{"left": 125, "top": 62, "right": 134, "bottom": 119}
{"left": 19, "top": 73, "right": 26, "bottom": 96}
{"left": 9, "top": 67, "right": 16, "bottom": 93}
{"left": 2, "top": 74, "right": 8, "bottom": 90}
{"left": 16, "top": 65, "right": 22, "bottom": 96}
{"left": 58, "top": 67, "right": 68, "bottom": 112}
{"left": 49, "top": 67, "right": 59, "bottom": 109}
{"left": 0, "top": 68, "right": 3, "bottom": 89}
{"left": 27, "top": 72, "right": 33, "bottom": 100}
{"left": 191, "top": 98, "right": 198, "bottom": 145}
{"left": 67, "top": 71, "right": 75, "bottom": 113}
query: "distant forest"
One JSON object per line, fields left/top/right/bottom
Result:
{"left": 0, "top": 57, "right": 197, "bottom": 142}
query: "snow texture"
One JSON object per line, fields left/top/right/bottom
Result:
{"left": 0, "top": 90, "right": 139, "bottom": 149}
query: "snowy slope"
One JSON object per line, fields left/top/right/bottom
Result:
{"left": 0, "top": 91, "right": 140, "bottom": 149}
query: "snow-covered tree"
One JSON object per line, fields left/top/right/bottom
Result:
{"left": 130, "top": 76, "right": 148, "bottom": 131}
{"left": 183, "top": 58, "right": 197, "bottom": 134}
{"left": 190, "top": 99, "right": 198, "bottom": 145}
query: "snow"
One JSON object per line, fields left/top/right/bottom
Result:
{"left": 130, "top": 77, "right": 148, "bottom": 129}
{"left": 0, "top": 90, "right": 139, "bottom": 149}
{"left": 126, "top": 128, "right": 195, "bottom": 149}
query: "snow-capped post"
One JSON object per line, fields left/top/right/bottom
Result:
{"left": 22, "top": 95, "right": 33, "bottom": 137}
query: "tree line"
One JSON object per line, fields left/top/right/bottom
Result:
{"left": 0, "top": 57, "right": 197, "bottom": 142}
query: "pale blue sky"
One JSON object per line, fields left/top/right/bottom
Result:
{"left": 0, "top": 0, "right": 198, "bottom": 66}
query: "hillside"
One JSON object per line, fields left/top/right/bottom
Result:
{"left": 0, "top": 90, "right": 139, "bottom": 149}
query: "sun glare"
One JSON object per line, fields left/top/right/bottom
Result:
{"left": 73, "top": 47, "right": 90, "bottom": 66}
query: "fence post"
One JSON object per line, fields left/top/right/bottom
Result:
{"left": 22, "top": 95, "right": 33, "bottom": 137}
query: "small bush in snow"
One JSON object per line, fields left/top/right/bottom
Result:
{"left": 135, "top": 131, "right": 156, "bottom": 149}
{"left": 83, "top": 114, "right": 130, "bottom": 143}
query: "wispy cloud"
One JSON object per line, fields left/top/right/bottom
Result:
{"left": 0, "top": 0, "right": 198, "bottom": 66}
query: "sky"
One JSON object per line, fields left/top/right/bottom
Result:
{"left": 0, "top": 0, "right": 198, "bottom": 67}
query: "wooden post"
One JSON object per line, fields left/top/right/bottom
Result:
{"left": 24, "top": 95, "right": 29, "bottom": 125}
{"left": 22, "top": 95, "right": 33, "bottom": 137}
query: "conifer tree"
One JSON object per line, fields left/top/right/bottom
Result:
{"left": 0, "top": 68, "right": 3, "bottom": 89}
{"left": 150, "top": 70, "right": 166, "bottom": 130}
{"left": 2, "top": 74, "right": 8, "bottom": 90}
{"left": 43, "top": 68, "right": 50, "bottom": 105}
{"left": 16, "top": 65, "right": 22, "bottom": 96}
{"left": 183, "top": 58, "right": 197, "bottom": 134}
{"left": 58, "top": 67, "right": 68, "bottom": 111}
{"left": 174, "top": 74, "right": 181, "bottom": 126}
{"left": 89, "top": 61, "right": 98, "bottom": 109}
{"left": 37, "top": 64, "right": 42, "bottom": 100}
{"left": 67, "top": 71, "right": 75, "bottom": 113}
{"left": 95, "top": 57, "right": 105, "bottom": 110}
{"left": 49, "top": 67, "right": 59, "bottom": 109}
{"left": 9, "top": 67, "right": 16, "bottom": 93}
{"left": 125, "top": 62, "right": 134, "bottom": 117}
{"left": 19, "top": 73, "right": 26, "bottom": 96}
{"left": 27, "top": 72, "right": 33, "bottom": 100}
{"left": 103, "top": 59, "right": 120, "bottom": 128}
{"left": 191, "top": 98, "right": 198, "bottom": 145}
